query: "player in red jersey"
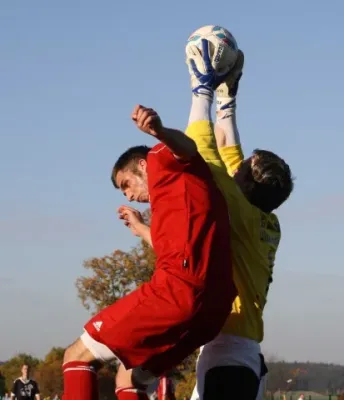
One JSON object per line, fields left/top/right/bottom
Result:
{"left": 62, "top": 104, "right": 236, "bottom": 400}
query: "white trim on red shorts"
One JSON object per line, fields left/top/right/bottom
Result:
{"left": 80, "top": 330, "right": 120, "bottom": 362}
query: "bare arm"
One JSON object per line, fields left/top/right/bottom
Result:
{"left": 118, "top": 206, "right": 153, "bottom": 247}
{"left": 157, "top": 127, "right": 197, "bottom": 161}
{"left": 132, "top": 105, "right": 197, "bottom": 161}
{"left": 135, "top": 223, "right": 152, "bottom": 247}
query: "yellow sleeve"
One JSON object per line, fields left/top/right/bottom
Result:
{"left": 186, "top": 121, "right": 253, "bottom": 230}
{"left": 186, "top": 120, "right": 228, "bottom": 177}
{"left": 219, "top": 145, "right": 244, "bottom": 177}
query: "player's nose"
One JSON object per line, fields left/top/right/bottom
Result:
{"left": 125, "top": 191, "right": 134, "bottom": 202}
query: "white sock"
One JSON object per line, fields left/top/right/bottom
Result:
{"left": 188, "top": 94, "right": 213, "bottom": 125}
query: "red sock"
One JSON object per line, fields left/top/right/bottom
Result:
{"left": 116, "top": 387, "right": 149, "bottom": 400}
{"left": 62, "top": 361, "right": 99, "bottom": 400}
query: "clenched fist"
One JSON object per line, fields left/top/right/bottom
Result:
{"left": 131, "top": 105, "right": 163, "bottom": 138}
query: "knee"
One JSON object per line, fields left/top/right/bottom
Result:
{"left": 115, "top": 364, "right": 157, "bottom": 390}
{"left": 116, "top": 364, "right": 133, "bottom": 389}
{"left": 63, "top": 338, "right": 96, "bottom": 364}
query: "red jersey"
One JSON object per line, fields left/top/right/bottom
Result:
{"left": 147, "top": 143, "right": 232, "bottom": 284}
{"left": 84, "top": 144, "right": 236, "bottom": 375}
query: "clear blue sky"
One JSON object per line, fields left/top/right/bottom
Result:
{"left": 1, "top": 0, "right": 344, "bottom": 363}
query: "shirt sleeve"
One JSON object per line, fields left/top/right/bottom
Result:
{"left": 33, "top": 381, "right": 40, "bottom": 395}
{"left": 219, "top": 144, "right": 244, "bottom": 177}
{"left": 11, "top": 380, "right": 17, "bottom": 396}
{"left": 186, "top": 120, "right": 254, "bottom": 231}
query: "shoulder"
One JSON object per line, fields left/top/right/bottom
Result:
{"left": 149, "top": 143, "right": 167, "bottom": 155}
{"left": 147, "top": 144, "right": 171, "bottom": 166}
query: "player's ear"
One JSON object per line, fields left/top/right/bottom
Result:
{"left": 138, "top": 158, "right": 147, "bottom": 172}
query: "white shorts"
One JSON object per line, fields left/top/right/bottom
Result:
{"left": 190, "top": 334, "right": 265, "bottom": 400}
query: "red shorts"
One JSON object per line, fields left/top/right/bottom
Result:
{"left": 84, "top": 268, "right": 233, "bottom": 375}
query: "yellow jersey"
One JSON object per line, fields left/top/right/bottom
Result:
{"left": 186, "top": 120, "right": 281, "bottom": 343}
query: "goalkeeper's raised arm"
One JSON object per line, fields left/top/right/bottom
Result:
{"left": 215, "top": 50, "right": 245, "bottom": 176}
{"left": 185, "top": 38, "right": 229, "bottom": 174}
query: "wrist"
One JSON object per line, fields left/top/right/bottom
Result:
{"left": 136, "top": 222, "right": 149, "bottom": 237}
{"left": 192, "top": 85, "right": 214, "bottom": 101}
{"left": 216, "top": 97, "right": 236, "bottom": 112}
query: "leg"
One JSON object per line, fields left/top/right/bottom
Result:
{"left": 203, "top": 366, "right": 259, "bottom": 400}
{"left": 62, "top": 337, "right": 102, "bottom": 400}
{"left": 63, "top": 334, "right": 151, "bottom": 400}
{"left": 63, "top": 275, "right": 194, "bottom": 400}
{"left": 115, "top": 365, "right": 152, "bottom": 400}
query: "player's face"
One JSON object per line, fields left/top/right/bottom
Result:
{"left": 116, "top": 160, "right": 149, "bottom": 203}
{"left": 21, "top": 365, "right": 29, "bottom": 377}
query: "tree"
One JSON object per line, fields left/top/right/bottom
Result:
{"left": 174, "top": 370, "right": 196, "bottom": 400}
{"left": 35, "top": 347, "right": 64, "bottom": 397}
{"left": 76, "top": 241, "right": 155, "bottom": 315}
{"left": 0, "top": 353, "right": 40, "bottom": 393}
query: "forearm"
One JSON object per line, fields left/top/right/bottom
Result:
{"left": 136, "top": 223, "right": 153, "bottom": 247}
{"left": 157, "top": 127, "right": 197, "bottom": 160}
{"left": 215, "top": 105, "right": 241, "bottom": 148}
{"left": 186, "top": 94, "right": 226, "bottom": 169}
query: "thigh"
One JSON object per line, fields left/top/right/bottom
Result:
{"left": 203, "top": 365, "right": 260, "bottom": 400}
{"left": 84, "top": 274, "right": 199, "bottom": 371}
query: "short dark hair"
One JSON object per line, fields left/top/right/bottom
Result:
{"left": 234, "top": 149, "right": 294, "bottom": 213}
{"left": 111, "top": 145, "right": 151, "bottom": 188}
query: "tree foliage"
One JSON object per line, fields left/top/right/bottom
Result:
{"left": 35, "top": 347, "right": 64, "bottom": 397}
{"left": 265, "top": 360, "right": 344, "bottom": 394}
{"left": 76, "top": 221, "right": 155, "bottom": 316}
{"left": 175, "top": 371, "right": 195, "bottom": 400}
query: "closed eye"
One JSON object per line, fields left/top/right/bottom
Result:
{"left": 120, "top": 180, "right": 129, "bottom": 191}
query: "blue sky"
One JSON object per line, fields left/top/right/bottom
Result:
{"left": 1, "top": 0, "right": 343, "bottom": 363}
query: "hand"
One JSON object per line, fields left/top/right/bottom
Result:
{"left": 216, "top": 49, "right": 244, "bottom": 111}
{"left": 186, "top": 38, "right": 229, "bottom": 98}
{"left": 131, "top": 105, "right": 163, "bottom": 138}
{"left": 118, "top": 205, "right": 145, "bottom": 237}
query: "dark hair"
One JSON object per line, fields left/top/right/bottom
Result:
{"left": 234, "top": 149, "right": 294, "bottom": 213}
{"left": 111, "top": 145, "right": 151, "bottom": 188}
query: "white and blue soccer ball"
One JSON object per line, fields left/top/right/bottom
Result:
{"left": 186, "top": 25, "right": 238, "bottom": 75}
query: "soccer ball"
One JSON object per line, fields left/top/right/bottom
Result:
{"left": 186, "top": 25, "right": 238, "bottom": 75}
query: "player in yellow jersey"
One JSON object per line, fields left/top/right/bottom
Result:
{"left": 185, "top": 40, "right": 293, "bottom": 400}
{"left": 118, "top": 40, "right": 293, "bottom": 400}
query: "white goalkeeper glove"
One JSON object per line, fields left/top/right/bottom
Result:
{"left": 186, "top": 38, "right": 230, "bottom": 100}
{"left": 216, "top": 49, "right": 244, "bottom": 112}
